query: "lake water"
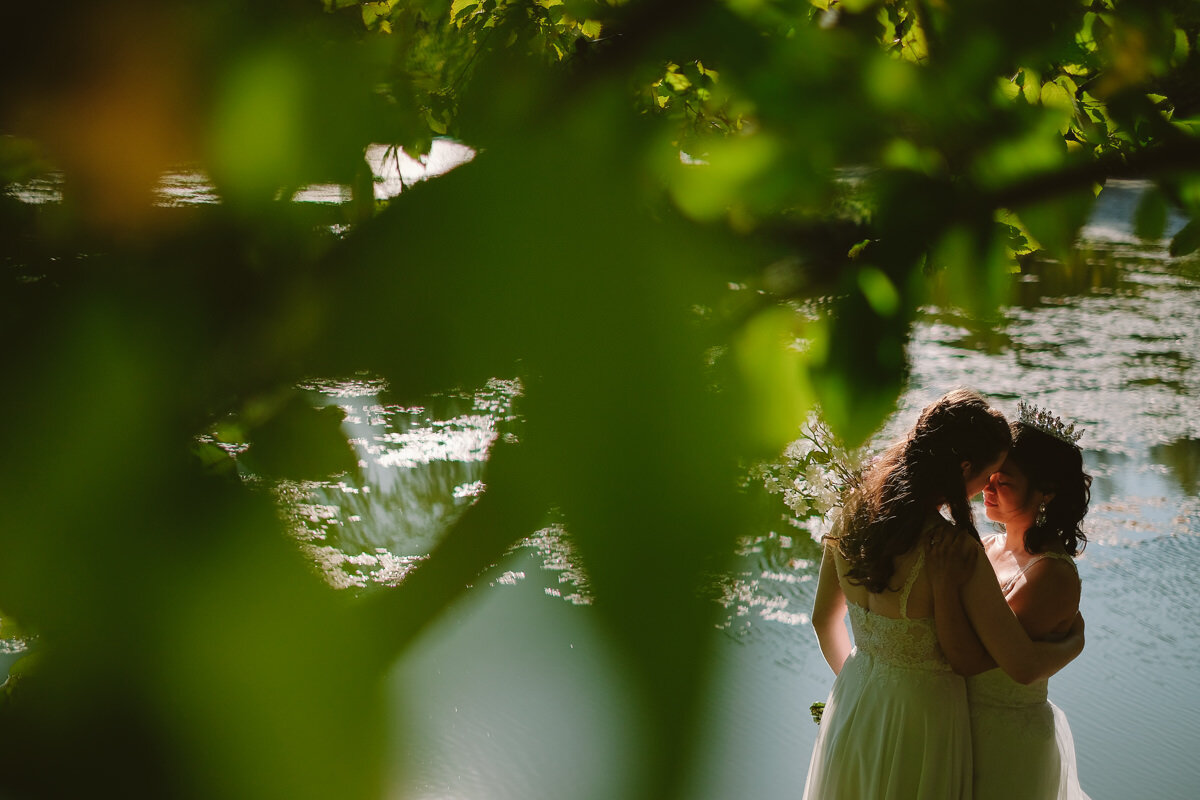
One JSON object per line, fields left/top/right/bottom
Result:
{"left": 5, "top": 166, "right": 1198, "bottom": 798}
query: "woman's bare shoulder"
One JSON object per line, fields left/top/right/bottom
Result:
{"left": 1026, "top": 555, "right": 1082, "bottom": 593}
{"left": 1010, "top": 558, "right": 1081, "bottom": 636}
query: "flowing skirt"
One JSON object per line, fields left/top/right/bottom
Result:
{"left": 803, "top": 648, "right": 972, "bottom": 800}
{"left": 968, "top": 668, "right": 1091, "bottom": 800}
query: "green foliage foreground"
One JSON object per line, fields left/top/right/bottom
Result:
{"left": 2, "top": 1, "right": 1199, "bottom": 797}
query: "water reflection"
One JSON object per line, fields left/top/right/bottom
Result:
{"left": 272, "top": 378, "right": 516, "bottom": 591}
{"left": 1150, "top": 438, "right": 1200, "bottom": 497}
{"left": 5, "top": 139, "right": 475, "bottom": 206}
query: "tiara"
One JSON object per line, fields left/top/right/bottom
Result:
{"left": 1016, "top": 401, "right": 1084, "bottom": 447}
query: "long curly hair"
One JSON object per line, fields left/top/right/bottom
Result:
{"left": 1005, "top": 423, "right": 1091, "bottom": 556}
{"left": 833, "top": 388, "right": 1011, "bottom": 593}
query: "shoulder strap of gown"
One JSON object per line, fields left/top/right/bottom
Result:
{"left": 898, "top": 545, "right": 926, "bottom": 620}
{"left": 999, "top": 552, "right": 1063, "bottom": 592}
{"left": 1042, "top": 551, "right": 1079, "bottom": 570}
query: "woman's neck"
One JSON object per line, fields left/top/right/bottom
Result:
{"left": 999, "top": 523, "right": 1031, "bottom": 554}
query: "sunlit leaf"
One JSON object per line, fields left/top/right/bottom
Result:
{"left": 856, "top": 266, "right": 901, "bottom": 317}
{"left": 1040, "top": 79, "right": 1075, "bottom": 133}
{"left": 1174, "top": 27, "right": 1191, "bottom": 65}
{"left": 664, "top": 67, "right": 692, "bottom": 93}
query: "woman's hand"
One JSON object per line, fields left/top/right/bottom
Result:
{"left": 928, "top": 530, "right": 979, "bottom": 595}
{"left": 1060, "top": 612, "right": 1086, "bottom": 655}
{"left": 929, "top": 528, "right": 993, "bottom": 676}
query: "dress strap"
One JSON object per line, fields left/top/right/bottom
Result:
{"left": 898, "top": 546, "right": 926, "bottom": 620}
{"left": 999, "top": 551, "right": 1077, "bottom": 592}
{"left": 1000, "top": 554, "right": 1047, "bottom": 593}
{"left": 1041, "top": 551, "right": 1080, "bottom": 576}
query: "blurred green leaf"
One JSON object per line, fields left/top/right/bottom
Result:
{"left": 1134, "top": 186, "right": 1169, "bottom": 242}
{"left": 1169, "top": 218, "right": 1200, "bottom": 257}
{"left": 1017, "top": 189, "right": 1094, "bottom": 261}
{"left": 209, "top": 48, "right": 308, "bottom": 199}
{"left": 856, "top": 266, "right": 901, "bottom": 317}
{"left": 240, "top": 396, "right": 357, "bottom": 481}
{"left": 733, "top": 307, "right": 817, "bottom": 451}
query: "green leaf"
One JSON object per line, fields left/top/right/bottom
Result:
{"left": 241, "top": 396, "right": 358, "bottom": 481}
{"left": 451, "top": 0, "right": 479, "bottom": 22}
{"left": 1017, "top": 190, "right": 1094, "bottom": 261}
{"left": 1169, "top": 219, "right": 1200, "bottom": 257}
{"left": 1040, "top": 80, "right": 1075, "bottom": 133}
{"left": 856, "top": 266, "right": 901, "bottom": 317}
{"left": 191, "top": 441, "right": 238, "bottom": 478}
{"left": 1021, "top": 68, "right": 1042, "bottom": 103}
{"left": 733, "top": 307, "right": 816, "bottom": 451}
{"left": 664, "top": 68, "right": 692, "bottom": 93}
{"left": 1134, "top": 187, "right": 1169, "bottom": 242}
{"left": 1174, "top": 28, "right": 1191, "bottom": 66}
{"left": 931, "top": 225, "right": 1014, "bottom": 320}
{"left": 997, "top": 74, "right": 1021, "bottom": 102}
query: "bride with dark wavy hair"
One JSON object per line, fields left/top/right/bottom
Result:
{"left": 803, "top": 389, "right": 1084, "bottom": 800}
{"left": 932, "top": 402, "right": 1093, "bottom": 799}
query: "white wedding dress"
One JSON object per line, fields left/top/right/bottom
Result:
{"left": 803, "top": 544, "right": 972, "bottom": 799}
{"left": 968, "top": 545, "right": 1091, "bottom": 800}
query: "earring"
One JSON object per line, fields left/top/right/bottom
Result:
{"left": 1035, "top": 502, "right": 1047, "bottom": 528}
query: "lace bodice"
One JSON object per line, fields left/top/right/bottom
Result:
{"left": 847, "top": 604, "right": 955, "bottom": 672}
{"left": 846, "top": 545, "right": 953, "bottom": 672}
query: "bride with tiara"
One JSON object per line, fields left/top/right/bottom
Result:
{"left": 932, "top": 401, "right": 1092, "bottom": 799}
{"left": 803, "top": 389, "right": 1085, "bottom": 800}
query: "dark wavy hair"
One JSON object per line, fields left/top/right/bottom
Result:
{"left": 833, "top": 388, "right": 1011, "bottom": 593}
{"left": 1005, "top": 422, "right": 1091, "bottom": 556}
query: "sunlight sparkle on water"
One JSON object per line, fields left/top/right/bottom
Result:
{"left": 6, "top": 139, "right": 476, "bottom": 206}
{"left": 375, "top": 416, "right": 497, "bottom": 469}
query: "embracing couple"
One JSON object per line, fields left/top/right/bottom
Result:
{"left": 803, "top": 388, "right": 1092, "bottom": 800}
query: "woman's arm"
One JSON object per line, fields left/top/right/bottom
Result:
{"left": 929, "top": 535, "right": 995, "bottom": 676}
{"left": 960, "top": 551, "right": 1084, "bottom": 684}
{"left": 812, "top": 540, "right": 851, "bottom": 675}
